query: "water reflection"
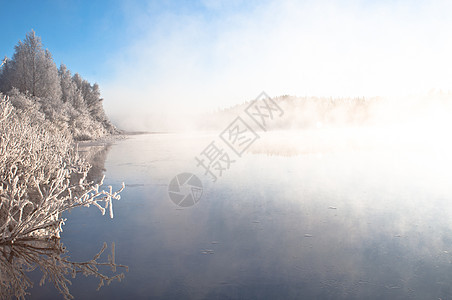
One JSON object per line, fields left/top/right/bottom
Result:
{"left": 24, "top": 132, "right": 452, "bottom": 299}
{"left": 78, "top": 143, "right": 112, "bottom": 183}
{"left": 0, "top": 239, "right": 127, "bottom": 299}
{"left": 0, "top": 142, "right": 127, "bottom": 299}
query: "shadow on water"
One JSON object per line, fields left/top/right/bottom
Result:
{"left": 78, "top": 143, "right": 112, "bottom": 184}
{"left": 0, "top": 142, "right": 127, "bottom": 299}
{"left": 0, "top": 239, "right": 127, "bottom": 299}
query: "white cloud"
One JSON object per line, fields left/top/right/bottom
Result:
{"left": 101, "top": 0, "right": 452, "bottom": 130}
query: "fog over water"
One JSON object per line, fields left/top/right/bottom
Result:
{"left": 26, "top": 107, "right": 452, "bottom": 298}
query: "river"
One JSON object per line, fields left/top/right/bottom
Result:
{"left": 26, "top": 129, "right": 452, "bottom": 299}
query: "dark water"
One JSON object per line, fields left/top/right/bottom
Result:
{"left": 23, "top": 131, "right": 452, "bottom": 299}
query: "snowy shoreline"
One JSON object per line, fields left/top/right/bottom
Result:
{"left": 76, "top": 133, "right": 128, "bottom": 148}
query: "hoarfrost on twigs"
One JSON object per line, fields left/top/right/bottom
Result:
{"left": 0, "top": 96, "right": 124, "bottom": 244}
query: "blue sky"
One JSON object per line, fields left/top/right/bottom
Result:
{"left": 1, "top": 0, "right": 125, "bottom": 82}
{"left": 2, "top": 1, "right": 452, "bottom": 130}
{"left": 0, "top": 0, "right": 259, "bottom": 82}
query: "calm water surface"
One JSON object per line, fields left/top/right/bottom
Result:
{"left": 29, "top": 131, "right": 452, "bottom": 299}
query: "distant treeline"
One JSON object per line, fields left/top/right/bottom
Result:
{"left": 199, "top": 95, "right": 381, "bottom": 130}
{"left": 203, "top": 91, "right": 452, "bottom": 131}
{"left": 0, "top": 30, "right": 119, "bottom": 140}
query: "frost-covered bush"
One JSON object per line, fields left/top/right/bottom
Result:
{"left": 69, "top": 110, "right": 109, "bottom": 141}
{"left": 0, "top": 96, "right": 123, "bottom": 243}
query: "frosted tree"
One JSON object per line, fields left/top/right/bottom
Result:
{"left": 86, "top": 83, "right": 106, "bottom": 120}
{"left": 1, "top": 30, "right": 61, "bottom": 100}
{"left": 59, "top": 64, "right": 84, "bottom": 110}
{"left": 0, "top": 31, "right": 120, "bottom": 140}
{"left": 71, "top": 72, "right": 119, "bottom": 136}
{"left": 72, "top": 74, "right": 103, "bottom": 117}
{"left": 0, "top": 30, "right": 66, "bottom": 126}
{"left": 0, "top": 57, "right": 10, "bottom": 92}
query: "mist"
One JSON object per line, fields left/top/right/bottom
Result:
{"left": 5, "top": 1, "right": 452, "bottom": 298}
{"left": 101, "top": 0, "right": 452, "bottom": 131}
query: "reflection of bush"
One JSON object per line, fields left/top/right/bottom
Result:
{"left": 0, "top": 239, "right": 127, "bottom": 299}
{"left": 78, "top": 144, "right": 111, "bottom": 184}
{"left": 0, "top": 96, "right": 123, "bottom": 243}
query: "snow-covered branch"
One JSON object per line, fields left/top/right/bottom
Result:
{"left": 0, "top": 96, "right": 124, "bottom": 244}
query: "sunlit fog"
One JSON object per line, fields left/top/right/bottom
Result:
{"left": 98, "top": 0, "right": 452, "bottom": 131}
